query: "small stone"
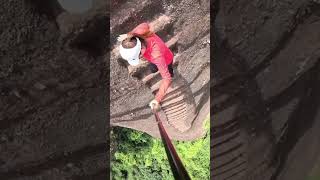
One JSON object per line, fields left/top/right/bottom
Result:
{"left": 12, "top": 90, "right": 22, "bottom": 98}
{"left": 34, "top": 82, "right": 46, "bottom": 90}
{"left": 66, "top": 163, "right": 74, "bottom": 168}
{"left": 1, "top": 135, "right": 8, "bottom": 142}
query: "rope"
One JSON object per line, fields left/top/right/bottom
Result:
{"left": 153, "top": 110, "right": 191, "bottom": 180}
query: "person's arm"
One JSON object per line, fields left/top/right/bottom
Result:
{"left": 155, "top": 66, "right": 172, "bottom": 103}
{"left": 153, "top": 57, "right": 172, "bottom": 103}
{"left": 127, "top": 23, "right": 153, "bottom": 39}
{"left": 117, "top": 23, "right": 153, "bottom": 42}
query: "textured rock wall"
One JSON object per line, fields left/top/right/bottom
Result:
{"left": 0, "top": 0, "right": 108, "bottom": 179}
{"left": 213, "top": 0, "right": 320, "bottom": 179}
{"left": 110, "top": 0, "right": 210, "bottom": 141}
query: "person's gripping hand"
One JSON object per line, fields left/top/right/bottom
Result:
{"left": 117, "top": 34, "right": 133, "bottom": 42}
{"left": 149, "top": 99, "right": 161, "bottom": 112}
{"left": 117, "top": 34, "right": 127, "bottom": 42}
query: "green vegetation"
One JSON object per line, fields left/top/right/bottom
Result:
{"left": 306, "top": 157, "right": 320, "bottom": 180}
{"left": 307, "top": 168, "right": 320, "bottom": 180}
{"left": 307, "top": 176, "right": 320, "bottom": 180}
{"left": 111, "top": 115, "right": 210, "bottom": 180}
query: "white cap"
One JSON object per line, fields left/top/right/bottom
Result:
{"left": 119, "top": 37, "right": 141, "bottom": 66}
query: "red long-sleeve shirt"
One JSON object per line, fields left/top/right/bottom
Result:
{"left": 128, "top": 23, "right": 174, "bottom": 102}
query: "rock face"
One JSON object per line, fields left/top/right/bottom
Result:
{"left": 2, "top": 0, "right": 319, "bottom": 180}
{"left": 213, "top": 0, "right": 320, "bottom": 180}
{"left": 110, "top": 0, "right": 210, "bottom": 140}
{"left": 0, "top": 0, "right": 209, "bottom": 179}
{"left": 0, "top": 0, "right": 108, "bottom": 179}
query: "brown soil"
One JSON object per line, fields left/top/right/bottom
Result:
{"left": 213, "top": 0, "right": 320, "bottom": 179}
{"left": 0, "top": 0, "right": 108, "bottom": 179}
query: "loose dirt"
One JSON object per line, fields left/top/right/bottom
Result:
{"left": 0, "top": 0, "right": 108, "bottom": 179}
{"left": 213, "top": 0, "right": 320, "bottom": 179}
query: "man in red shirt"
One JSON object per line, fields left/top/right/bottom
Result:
{"left": 118, "top": 23, "right": 174, "bottom": 111}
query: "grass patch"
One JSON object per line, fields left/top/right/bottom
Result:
{"left": 111, "top": 114, "right": 210, "bottom": 180}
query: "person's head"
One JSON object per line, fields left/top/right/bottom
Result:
{"left": 119, "top": 37, "right": 141, "bottom": 66}
{"left": 121, "top": 37, "right": 137, "bottom": 48}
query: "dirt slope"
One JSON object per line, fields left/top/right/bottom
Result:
{"left": 0, "top": 0, "right": 209, "bottom": 179}
{"left": 110, "top": 0, "right": 210, "bottom": 141}
{"left": 213, "top": 0, "right": 320, "bottom": 179}
{"left": 0, "top": 0, "right": 108, "bottom": 179}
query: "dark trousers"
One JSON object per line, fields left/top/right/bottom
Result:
{"left": 149, "top": 62, "right": 174, "bottom": 77}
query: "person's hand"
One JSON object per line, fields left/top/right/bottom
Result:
{"left": 117, "top": 34, "right": 128, "bottom": 42}
{"left": 117, "top": 34, "right": 133, "bottom": 42}
{"left": 149, "top": 99, "right": 161, "bottom": 111}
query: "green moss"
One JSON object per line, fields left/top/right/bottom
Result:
{"left": 111, "top": 115, "right": 210, "bottom": 180}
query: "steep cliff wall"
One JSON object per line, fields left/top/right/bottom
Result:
{"left": 110, "top": 0, "right": 210, "bottom": 141}
{"left": 213, "top": 0, "right": 320, "bottom": 179}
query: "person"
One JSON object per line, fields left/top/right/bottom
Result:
{"left": 118, "top": 22, "right": 174, "bottom": 112}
